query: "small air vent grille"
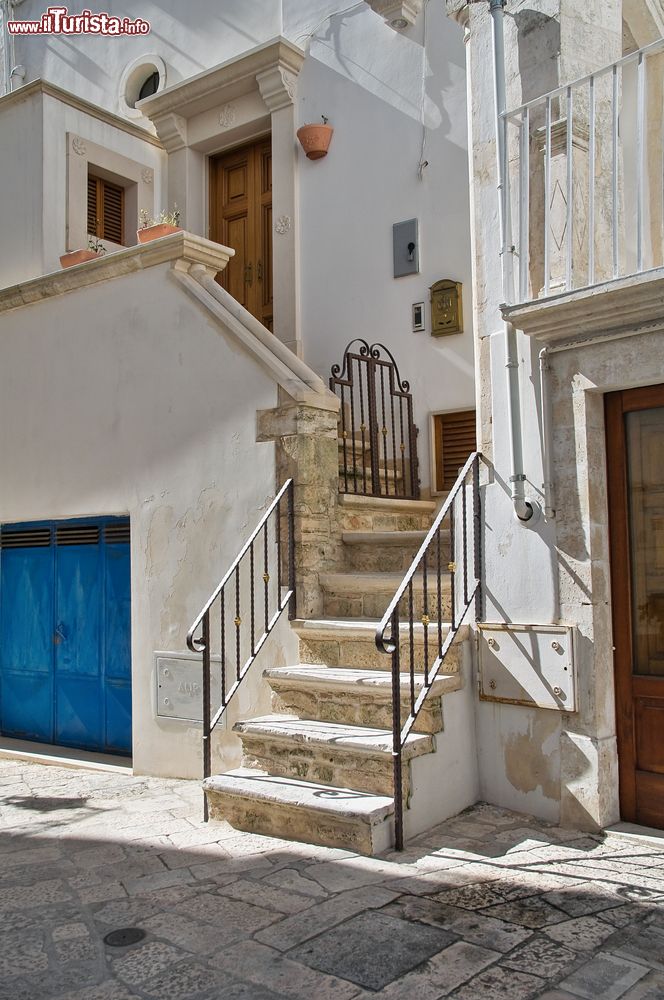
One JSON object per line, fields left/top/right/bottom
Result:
{"left": 1, "top": 527, "right": 51, "bottom": 549}
{"left": 56, "top": 525, "right": 100, "bottom": 546}
{"left": 105, "top": 521, "right": 130, "bottom": 544}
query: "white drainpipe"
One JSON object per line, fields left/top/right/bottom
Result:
{"left": 488, "top": 0, "right": 537, "bottom": 522}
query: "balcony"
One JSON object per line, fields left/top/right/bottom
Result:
{"left": 504, "top": 38, "right": 664, "bottom": 307}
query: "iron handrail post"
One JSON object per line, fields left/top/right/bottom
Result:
{"left": 390, "top": 606, "right": 404, "bottom": 852}
{"left": 202, "top": 610, "right": 211, "bottom": 822}
{"left": 288, "top": 479, "right": 296, "bottom": 619}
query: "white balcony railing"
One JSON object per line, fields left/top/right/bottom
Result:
{"left": 504, "top": 38, "right": 664, "bottom": 304}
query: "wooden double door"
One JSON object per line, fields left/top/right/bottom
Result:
{"left": 607, "top": 384, "right": 664, "bottom": 827}
{"left": 209, "top": 137, "right": 273, "bottom": 330}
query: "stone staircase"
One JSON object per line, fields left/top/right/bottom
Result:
{"left": 203, "top": 493, "right": 476, "bottom": 855}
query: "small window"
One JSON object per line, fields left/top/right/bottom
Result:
{"left": 88, "top": 173, "right": 125, "bottom": 245}
{"left": 138, "top": 71, "right": 160, "bottom": 101}
{"left": 433, "top": 410, "right": 477, "bottom": 492}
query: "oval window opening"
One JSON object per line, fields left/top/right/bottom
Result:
{"left": 138, "top": 71, "right": 159, "bottom": 102}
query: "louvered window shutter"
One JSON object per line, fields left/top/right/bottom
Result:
{"left": 434, "top": 410, "right": 477, "bottom": 491}
{"left": 87, "top": 174, "right": 125, "bottom": 245}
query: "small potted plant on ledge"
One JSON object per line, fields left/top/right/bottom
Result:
{"left": 59, "top": 237, "right": 106, "bottom": 269}
{"left": 296, "top": 115, "right": 334, "bottom": 160}
{"left": 137, "top": 205, "right": 182, "bottom": 243}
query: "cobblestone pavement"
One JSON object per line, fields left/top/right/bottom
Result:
{"left": 2, "top": 759, "right": 664, "bottom": 999}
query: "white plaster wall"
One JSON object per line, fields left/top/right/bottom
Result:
{"left": 0, "top": 262, "right": 300, "bottom": 778}
{"left": 0, "top": 88, "right": 44, "bottom": 286}
{"left": 7, "top": 0, "right": 282, "bottom": 116}
{"left": 295, "top": 2, "right": 475, "bottom": 490}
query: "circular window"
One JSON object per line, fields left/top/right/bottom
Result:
{"left": 119, "top": 55, "right": 166, "bottom": 119}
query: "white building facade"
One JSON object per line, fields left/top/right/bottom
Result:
{"left": 0, "top": 0, "right": 476, "bottom": 796}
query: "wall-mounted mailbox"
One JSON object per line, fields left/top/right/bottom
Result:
{"left": 430, "top": 279, "right": 463, "bottom": 336}
{"left": 156, "top": 653, "right": 222, "bottom": 722}
{"left": 478, "top": 623, "right": 576, "bottom": 711}
{"left": 393, "top": 218, "right": 419, "bottom": 277}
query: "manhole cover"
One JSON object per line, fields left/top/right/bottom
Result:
{"left": 103, "top": 927, "right": 146, "bottom": 948}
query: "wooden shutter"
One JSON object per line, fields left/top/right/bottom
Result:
{"left": 434, "top": 410, "right": 477, "bottom": 491}
{"left": 87, "top": 174, "right": 125, "bottom": 245}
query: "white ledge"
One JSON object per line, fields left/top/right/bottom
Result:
{"left": 502, "top": 267, "right": 664, "bottom": 344}
{"left": 0, "top": 79, "right": 163, "bottom": 147}
{"left": 0, "top": 232, "right": 233, "bottom": 314}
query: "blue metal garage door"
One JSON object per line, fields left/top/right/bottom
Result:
{"left": 0, "top": 516, "right": 132, "bottom": 755}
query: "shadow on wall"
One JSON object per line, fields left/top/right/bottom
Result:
{"left": 513, "top": 8, "right": 561, "bottom": 104}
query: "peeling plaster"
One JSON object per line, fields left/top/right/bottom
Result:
{"left": 504, "top": 712, "right": 560, "bottom": 801}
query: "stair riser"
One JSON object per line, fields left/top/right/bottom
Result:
{"left": 269, "top": 685, "right": 444, "bottom": 734}
{"left": 338, "top": 509, "right": 434, "bottom": 533}
{"left": 204, "top": 788, "right": 390, "bottom": 855}
{"left": 297, "top": 634, "right": 462, "bottom": 673}
{"left": 239, "top": 735, "right": 411, "bottom": 799}
{"left": 322, "top": 587, "right": 451, "bottom": 621}
{"left": 343, "top": 544, "right": 426, "bottom": 573}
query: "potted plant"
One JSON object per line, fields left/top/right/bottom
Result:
{"left": 297, "top": 115, "right": 334, "bottom": 160}
{"left": 59, "top": 237, "right": 106, "bottom": 269}
{"left": 137, "top": 205, "right": 182, "bottom": 243}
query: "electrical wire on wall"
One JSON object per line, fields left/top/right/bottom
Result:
{"left": 418, "top": 0, "right": 431, "bottom": 179}
{"left": 295, "top": 2, "right": 366, "bottom": 49}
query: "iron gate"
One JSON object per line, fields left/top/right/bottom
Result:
{"left": 330, "top": 340, "right": 419, "bottom": 499}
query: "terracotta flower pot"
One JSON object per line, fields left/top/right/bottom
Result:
{"left": 297, "top": 123, "right": 334, "bottom": 160}
{"left": 59, "top": 249, "right": 102, "bottom": 268}
{"left": 137, "top": 223, "right": 182, "bottom": 243}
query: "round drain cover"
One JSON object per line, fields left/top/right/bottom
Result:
{"left": 103, "top": 927, "right": 146, "bottom": 948}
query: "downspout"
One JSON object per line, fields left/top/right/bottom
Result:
{"left": 488, "top": 0, "right": 536, "bottom": 522}
{"left": 539, "top": 346, "right": 555, "bottom": 519}
{"left": 1, "top": 1, "right": 11, "bottom": 95}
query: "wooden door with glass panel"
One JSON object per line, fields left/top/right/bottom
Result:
{"left": 607, "top": 384, "right": 664, "bottom": 828}
{"left": 209, "top": 137, "right": 273, "bottom": 330}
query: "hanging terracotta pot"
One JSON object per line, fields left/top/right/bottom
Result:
{"left": 137, "top": 223, "right": 183, "bottom": 243}
{"left": 297, "top": 123, "right": 334, "bottom": 160}
{"left": 59, "top": 249, "right": 102, "bottom": 268}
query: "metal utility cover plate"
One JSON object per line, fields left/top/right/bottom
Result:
{"left": 393, "top": 218, "right": 419, "bottom": 277}
{"left": 478, "top": 623, "right": 575, "bottom": 711}
{"left": 155, "top": 653, "right": 222, "bottom": 722}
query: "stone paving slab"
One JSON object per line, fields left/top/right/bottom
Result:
{"left": 2, "top": 759, "right": 664, "bottom": 998}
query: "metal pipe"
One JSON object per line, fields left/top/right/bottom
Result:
{"left": 489, "top": 0, "right": 534, "bottom": 521}
{"left": 538, "top": 346, "right": 555, "bottom": 519}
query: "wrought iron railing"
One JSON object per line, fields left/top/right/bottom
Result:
{"left": 187, "top": 479, "right": 295, "bottom": 819}
{"left": 375, "top": 452, "right": 482, "bottom": 850}
{"left": 505, "top": 38, "right": 664, "bottom": 303}
{"left": 330, "top": 340, "right": 419, "bottom": 499}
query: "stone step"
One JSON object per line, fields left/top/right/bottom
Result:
{"left": 293, "top": 618, "right": 468, "bottom": 672}
{"left": 264, "top": 664, "right": 461, "bottom": 734}
{"left": 320, "top": 571, "right": 451, "bottom": 620}
{"left": 342, "top": 529, "right": 450, "bottom": 572}
{"left": 234, "top": 714, "right": 432, "bottom": 797}
{"left": 204, "top": 767, "right": 394, "bottom": 855}
{"left": 337, "top": 494, "right": 437, "bottom": 532}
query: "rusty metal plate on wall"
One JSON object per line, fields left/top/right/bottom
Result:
{"left": 155, "top": 653, "right": 222, "bottom": 722}
{"left": 478, "top": 624, "right": 576, "bottom": 711}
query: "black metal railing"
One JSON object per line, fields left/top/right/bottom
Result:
{"left": 187, "top": 479, "right": 295, "bottom": 819}
{"left": 330, "top": 340, "right": 419, "bottom": 499}
{"left": 375, "top": 452, "right": 482, "bottom": 850}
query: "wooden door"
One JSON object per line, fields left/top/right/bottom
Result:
{"left": 607, "top": 384, "right": 664, "bottom": 827}
{"left": 209, "top": 137, "right": 273, "bottom": 330}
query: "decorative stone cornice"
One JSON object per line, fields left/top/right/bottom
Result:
{"left": 502, "top": 266, "right": 664, "bottom": 344}
{"left": 0, "top": 233, "right": 233, "bottom": 316}
{"left": 364, "top": 0, "right": 424, "bottom": 29}
{"left": 256, "top": 65, "right": 298, "bottom": 113}
{"left": 151, "top": 111, "right": 188, "bottom": 153}
{"left": 138, "top": 37, "right": 305, "bottom": 125}
{"left": 0, "top": 79, "right": 164, "bottom": 147}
